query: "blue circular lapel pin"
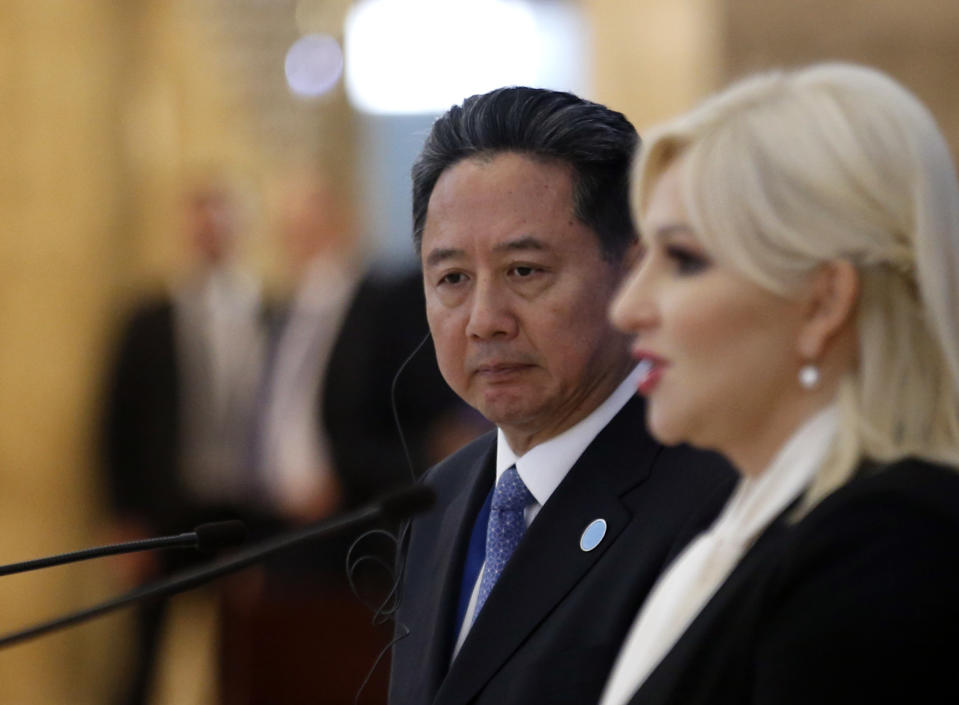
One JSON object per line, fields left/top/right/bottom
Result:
{"left": 579, "top": 518, "right": 607, "bottom": 552}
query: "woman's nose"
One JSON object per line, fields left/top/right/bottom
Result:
{"left": 610, "top": 263, "right": 658, "bottom": 334}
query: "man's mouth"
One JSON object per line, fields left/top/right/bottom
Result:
{"left": 473, "top": 362, "right": 533, "bottom": 378}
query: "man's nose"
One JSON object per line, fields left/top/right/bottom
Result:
{"left": 466, "top": 279, "right": 517, "bottom": 340}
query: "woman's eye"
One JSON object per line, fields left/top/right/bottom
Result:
{"left": 666, "top": 246, "right": 710, "bottom": 275}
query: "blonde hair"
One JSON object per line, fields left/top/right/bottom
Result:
{"left": 634, "top": 62, "right": 959, "bottom": 503}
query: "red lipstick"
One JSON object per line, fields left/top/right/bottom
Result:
{"left": 633, "top": 350, "right": 668, "bottom": 395}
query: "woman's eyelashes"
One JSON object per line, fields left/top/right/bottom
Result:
{"left": 665, "top": 245, "right": 711, "bottom": 275}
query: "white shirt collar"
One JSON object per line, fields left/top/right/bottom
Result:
{"left": 495, "top": 364, "right": 644, "bottom": 510}
{"left": 177, "top": 266, "right": 260, "bottom": 315}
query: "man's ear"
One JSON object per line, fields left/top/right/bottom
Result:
{"left": 797, "top": 260, "right": 860, "bottom": 360}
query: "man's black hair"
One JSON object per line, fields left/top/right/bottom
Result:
{"left": 411, "top": 86, "right": 640, "bottom": 261}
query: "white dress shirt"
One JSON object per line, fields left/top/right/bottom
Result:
{"left": 599, "top": 404, "right": 839, "bottom": 705}
{"left": 258, "top": 257, "right": 357, "bottom": 509}
{"left": 175, "top": 267, "right": 265, "bottom": 504}
{"left": 452, "top": 364, "right": 646, "bottom": 657}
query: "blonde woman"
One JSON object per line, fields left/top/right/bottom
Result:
{"left": 601, "top": 63, "right": 959, "bottom": 705}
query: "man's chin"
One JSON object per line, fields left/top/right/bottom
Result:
{"left": 475, "top": 397, "right": 540, "bottom": 432}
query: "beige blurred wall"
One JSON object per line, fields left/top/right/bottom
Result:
{"left": 585, "top": 0, "right": 959, "bottom": 153}
{"left": 0, "top": 2, "right": 131, "bottom": 703}
{"left": 0, "top": 1, "right": 261, "bottom": 703}
{"left": 584, "top": 0, "right": 724, "bottom": 131}
{"left": 722, "top": 0, "right": 959, "bottom": 154}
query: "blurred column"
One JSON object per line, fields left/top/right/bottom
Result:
{"left": 0, "top": 1, "right": 268, "bottom": 703}
{"left": 0, "top": 1, "right": 132, "bottom": 704}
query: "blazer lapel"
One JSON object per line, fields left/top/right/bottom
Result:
{"left": 627, "top": 507, "right": 791, "bottom": 705}
{"left": 436, "top": 398, "right": 659, "bottom": 705}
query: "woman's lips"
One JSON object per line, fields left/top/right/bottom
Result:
{"left": 634, "top": 352, "right": 668, "bottom": 394}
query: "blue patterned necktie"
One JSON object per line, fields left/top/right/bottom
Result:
{"left": 472, "top": 465, "right": 535, "bottom": 624}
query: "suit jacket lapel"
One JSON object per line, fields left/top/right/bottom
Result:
{"left": 437, "top": 398, "right": 659, "bottom": 705}
{"left": 400, "top": 438, "right": 496, "bottom": 702}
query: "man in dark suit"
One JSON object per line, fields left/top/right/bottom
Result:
{"left": 388, "top": 87, "right": 736, "bottom": 705}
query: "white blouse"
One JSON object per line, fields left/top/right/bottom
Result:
{"left": 599, "top": 405, "right": 839, "bottom": 705}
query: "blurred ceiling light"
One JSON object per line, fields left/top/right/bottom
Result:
{"left": 285, "top": 33, "right": 345, "bottom": 99}
{"left": 344, "top": 0, "right": 586, "bottom": 115}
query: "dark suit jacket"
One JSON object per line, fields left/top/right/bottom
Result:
{"left": 322, "top": 265, "right": 479, "bottom": 505}
{"left": 628, "top": 458, "right": 959, "bottom": 705}
{"left": 101, "top": 295, "right": 280, "bottom": 536}
{"left": 102, "top": 299, "right": 191, "bottom": 533}
{"left": 388, "top": 395, "right": 736, "bottom": 705}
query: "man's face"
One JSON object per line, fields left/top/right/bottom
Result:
{"left": 187, "top": 189, "right": 237, "bottom": 264}
{"left": 421, "top": 152, "right": 634, "bottom": 454}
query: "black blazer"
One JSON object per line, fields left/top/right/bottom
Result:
{"left": 388, "top": 396, "right": 736, "bottom": 705}
{"left": 627, "top": 458, "right": 959, "bottom": 705}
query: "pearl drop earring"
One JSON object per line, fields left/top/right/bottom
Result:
{"left": 798, "top": 364, "right": 820, "bottom": 390}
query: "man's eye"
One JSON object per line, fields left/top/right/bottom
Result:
{"left": 510, "top": 265, "right": 538, "bottom": 277}
{"left": 440, "top": 272, "right": 466, "bottom": 286}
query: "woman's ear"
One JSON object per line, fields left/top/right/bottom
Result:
{"left": 797, "top": 260, "right": 859, "bottom": 359}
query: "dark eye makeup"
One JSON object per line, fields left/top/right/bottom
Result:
{"left": 665, "top": 245, "right": 711, "bottom": 275}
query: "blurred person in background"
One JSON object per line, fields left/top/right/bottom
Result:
{"left": 220, "top": 166, "right": 488, "bottom": 705}
{"left": 249, "top": 166, "right": 362, "bottom": 525}
{"left": 100, "top": 177, "right": 269, "bottom": 705}
{"left": 217, "top": 166, "right": 375, "bottom": 705}
{"left": 602, "top": 62, "right": 959, "bottom": 705}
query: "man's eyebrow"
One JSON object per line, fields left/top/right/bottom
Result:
{"left": 425, "top": 236, "right": 549, "bottom": 267}
{"left": 425, "top": 248, "right": 464, "bottom": 268}
{"left": 492, "top": 236, "right": 548, "bottom": 253}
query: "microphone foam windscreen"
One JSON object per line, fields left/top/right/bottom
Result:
{"left": 194, "top": 520, "right": 248, "bottom": 553}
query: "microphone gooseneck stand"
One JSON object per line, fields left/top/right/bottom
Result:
{"left": 0, "top": 485, "right": 433, "bottom": 649}
{"left": 0, "top": 520, "right": 247, "bottom": 577}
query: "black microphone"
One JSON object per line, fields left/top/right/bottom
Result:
{"left": 0, "top": 484, "right": 434, "bottom": 649}
{"left": 0, "top": 520, "right": 248, "bottom": 577}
